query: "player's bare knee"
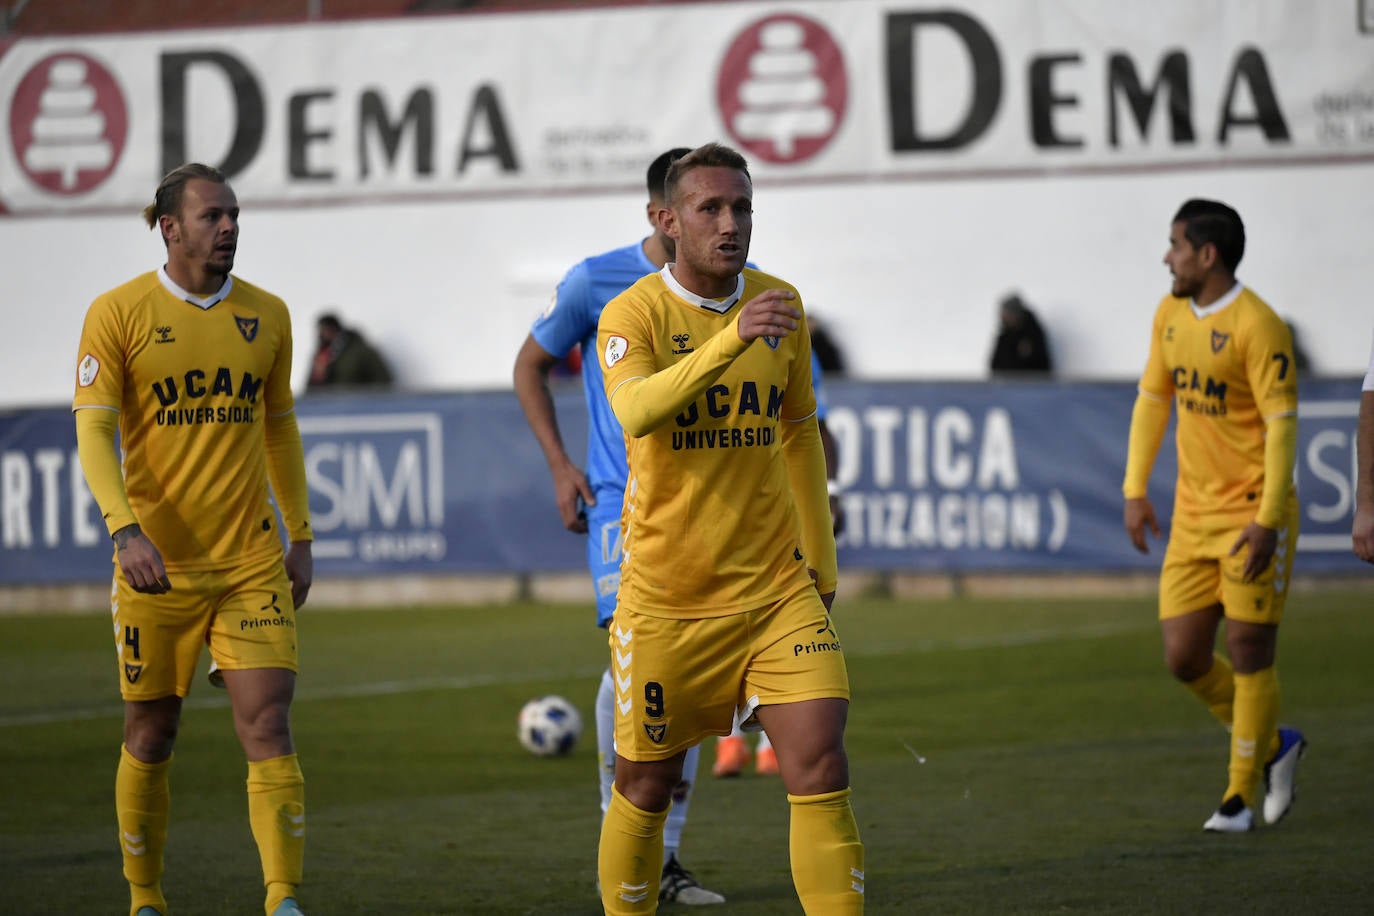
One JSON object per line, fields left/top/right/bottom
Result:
{"left": 614, "top": 757, "right": 682, "bottom": 812}
{"left": 786, "top": 750, "right": 849, "bottom": 797}
{"left": 124, "top": 709, "right": 179, "bottom": 761}
{"left": 1225, "top": 638, "right": 1276, "bottom": 674}
{"left": 233, "top": 700, "right": 292, "bottom": 746}
{"left": 1163, "top": 643, "right": 1212, "bottom": 682}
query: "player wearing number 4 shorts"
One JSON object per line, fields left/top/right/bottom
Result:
{"left": 74, "top": 164, "right": 313, "bottom": 916}
{"left": 1124, "top": 198, "right": 1306, "bottom": 835}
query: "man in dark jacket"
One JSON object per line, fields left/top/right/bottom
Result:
{"left": 308, "top": 313, "right": 393, "bottom": 389}
{"left": 990, "top": 293, "right": 1053, "bottom": 375}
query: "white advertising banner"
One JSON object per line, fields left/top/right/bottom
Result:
{"left": 1, "top": 0, "right": 1372, "bottom": 215}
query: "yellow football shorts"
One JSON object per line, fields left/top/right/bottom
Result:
{"left": 111, "top": 548, "right": 298, "bottom": 701}
{"left": 1159, "top": 495, "right": 1300, "bottom": 625}
{"left": 610, "top": 584, "right": 850, "bottom": 762}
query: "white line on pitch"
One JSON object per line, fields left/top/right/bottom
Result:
{"left": 0, "top": 622, "right": 1149, "bottom": 728}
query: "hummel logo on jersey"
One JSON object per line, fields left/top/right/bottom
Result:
{"left": 671, "top": 332, "right": 694, "bottom": 355}
{"left": 1211, "top": 329, "right": 1230, "bottom": 353}
{"left": 154, "top": 325, "right": 176, "bottom": 343}
{"left": 235, "top": 315, "right": 259, "bottom": 342}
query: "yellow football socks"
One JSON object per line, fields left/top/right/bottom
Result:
{"left": 1185, "top": 653, "right": 1235, "bottom": 728}
{"left": 1228, "top": 668, "right": 1279, "bottom": 806}
{"left": 247, "top": 754, "right": 305, "bottom": 915}
{"left": 788, "top": 787, "right": 865, "bottom": 915}
{"left": 116, "top": 744, "right": 170, "bottom": 916}
{"left": 598, "top": 784, "right": 668, "bottom": 915}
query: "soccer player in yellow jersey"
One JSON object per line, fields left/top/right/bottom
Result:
{"left": 1123, "top": 198, "right": 1305, "bottom": 834}
{"left": 1353, "top": 330, "right": 1374, "bottom": 563}
{"left": 73, "top": 164, "right": 313, "bottom": 916}
{"left": 595, "top": 143, "right": 863, "bottom": 915}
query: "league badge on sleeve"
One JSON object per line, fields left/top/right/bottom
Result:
{"left": 604, "top": 335, "right": 628, "bottom": 368}
{"left": 77, "top": 353, "right": 100, "bottom": 387}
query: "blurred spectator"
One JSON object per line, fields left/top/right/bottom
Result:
{"left": 1285, "top": 318, "right": 1312, "bottom": 375}
{"left": 809, "top": 313, "right": 848, "bottom": 375}
{"left": 990, "top": 292, "right": 1053, "bottom": 375}
{"left": 308, "top": 312, "right": 393, "bottom": 390}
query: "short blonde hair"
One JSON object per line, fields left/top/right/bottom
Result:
{"left": 663, "top": 143, "right": 750, "bottom": 206}
{"left": 142, "top": 163, "right": 227, "bottom": 229}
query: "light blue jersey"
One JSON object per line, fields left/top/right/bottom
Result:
{"left": 531, "top": 241, "right": 656, "bottom": 624}
{"left": 531, "top": 241, "right": 655, "bottom": 500}
{"left": 811, "top": 350, "right": 828, "bottom": 421}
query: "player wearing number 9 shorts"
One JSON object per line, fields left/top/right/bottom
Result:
{"left": 594, "top": 143, "right": 862, "bottom": 915}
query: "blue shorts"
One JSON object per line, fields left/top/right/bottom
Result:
{"left": 585, "top": 492, "right": 624, "bottom": 627}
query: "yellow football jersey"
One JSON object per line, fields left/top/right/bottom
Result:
{"left": 1138, "top": 284, "right": 1298, "bottom": 524}
{"left": 73, "top": 269, "right": 303, "bottom": 570}
{"left": 598, "top": 266, "right": 822, "bottom": 617}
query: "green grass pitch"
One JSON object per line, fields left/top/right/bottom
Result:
{"left": 2, "top": 588, "right": 1372, "bottom": 914}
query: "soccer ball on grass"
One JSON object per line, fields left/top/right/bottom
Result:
{"left": 517, "top": 694, "right": 582, "bottom": 757}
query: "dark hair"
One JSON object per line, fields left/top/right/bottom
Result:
{"left": 142, "top": 163, "right": 227, "bottom": 230}
{"left": 318, "top": 314, "right": 342, "bottom": 332}
{"left": 1172, "top": 198, "right": 1245, "bottom": 272}
{"left": 664, "top": 142, "right": 750, "bottom": 206}
{"left": 647, "top": 148, "right": 692, "bottom": 201}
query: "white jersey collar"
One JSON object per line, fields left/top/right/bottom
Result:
{"left": 660, "top": 265, "right": 744, "bottom": 314}
{"left": 159, "top": 265, "right": 233, "bottom": 310}
{"left": 1190, "top": 281, "right": 1242, "bottom": 320}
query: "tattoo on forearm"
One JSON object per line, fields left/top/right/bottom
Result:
{"left": 112, "top": 524, "right": 142, "bottom": 549}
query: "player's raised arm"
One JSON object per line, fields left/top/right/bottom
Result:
{"left": 599, "top": 291, "right": 754, "bottom": 438}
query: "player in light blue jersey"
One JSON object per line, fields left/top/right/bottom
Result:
{"left": 513, "top": 148, "right": 726, "bottom": 906}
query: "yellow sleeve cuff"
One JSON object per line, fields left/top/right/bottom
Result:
{"left": 265, "top": 410, "right": 313, "bottom": 542}
{"left": 74, "top": 406, "right": 137, "bottom": 536}
{"left": 1256, "top": 413, "right": 1297, "bottom": 528}
{"left": 1122, "top": 390, "right": 1171, "bottom": 499}
{"left": 781, "top": 415, "right": 838, "bottom": 594}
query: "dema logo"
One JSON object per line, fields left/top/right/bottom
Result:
{"left": 716, "top": 13, "right": 848, "bottom": 164}
{"left": 8, "top": 52, "right": 128, "bottom": 195}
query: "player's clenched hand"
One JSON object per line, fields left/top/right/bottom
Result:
{"left": 1123, "top": 497, "right": 1161, "bottom": 554}
{"left": 285, "top": 541, "right": 313, "bottom": 609}
{"left": 113, "top": 524, "right": 172, "bottom": 594}
{"left": 1353, "top": 502, "right": 1374, "bottom": 564}
{"left": 736, "top": 289, "right": 800, "bottom": 344}
{"left": 552, "top": 460, "right": 594, "bottom": 534}
{"left": 1229, "top": 521, "right": 1277, "bottom": 584}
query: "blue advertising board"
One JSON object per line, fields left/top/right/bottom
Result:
{"left": 0, "top": 379, "right": 1367, "bottom": 585}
